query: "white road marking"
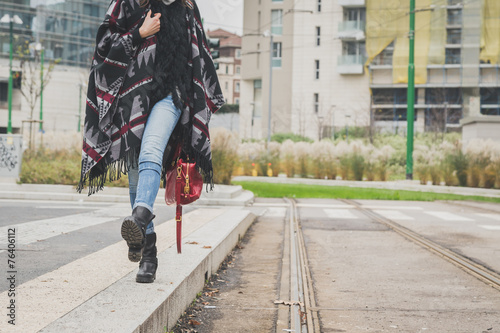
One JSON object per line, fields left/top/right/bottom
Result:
{"left": 362, "top": 205, "right": 423, "bottom": 211}
{"left": 324, "top": 209, "right": 358, "bottom": 219}
{"left": 297, "top": 203, "right": 353, "bottom": 209}
{"left": 252, "top": 202, "right": 288, "bottom": 207}
{"left": 0, "top": 206, "right": 131, "bottom": 246}
{"left": 35, "top": 205, "right": 108, "bottom": 210}
{"left": 264, "top": 207, "right": 287, "bottom": 217}
{"left": 476, "top": 213, "right": 500, "bottom": 221}
{"left": 373, "top": 210, "right": 414, "bottom": 220}
{"left": 425, "top": 211, "right": 473, "bottom": 221}
{"left": 479, "top": 225, "right": 500, "bottom": 231}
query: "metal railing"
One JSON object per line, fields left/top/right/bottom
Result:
{"left": 338, "top": 20, "right": 365, "bottom": 32}
{"left": 338, "top": 54, "right": 366, "bottom": 66}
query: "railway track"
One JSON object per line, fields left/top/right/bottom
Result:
{"left": 342, "top": 199, "right": 500, "bottom": 292}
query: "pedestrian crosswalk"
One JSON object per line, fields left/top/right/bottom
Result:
{"left": 263, "top": 204, "right": 500, "bottom": 228}
{"left": 324, "top": 209, "right": 358, "bottom": 219}
{"left": 0, "top": 207, "right": 230, "bottom": 332}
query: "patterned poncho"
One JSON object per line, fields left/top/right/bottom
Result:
{"left": 77, "top": 0, "right": 224, "bottom": 195}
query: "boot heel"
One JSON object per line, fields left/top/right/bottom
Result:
{"left": 121, "top": 218, "right": 145, "bottom": 262}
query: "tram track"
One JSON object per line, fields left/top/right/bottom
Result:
{"left": 342, "top": 199, "right": 500, "bottom": 292}
{"left": 275, "top": 198, "right": 321, "bottom": 333}
{"left": 276, "top": 198, "right": 500, "bottom": 332}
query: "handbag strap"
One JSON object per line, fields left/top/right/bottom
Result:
{"left": 176, "top": 162, "right": 183, "bottom": 254}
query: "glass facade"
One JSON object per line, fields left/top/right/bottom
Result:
{"left": 0, "top": 0, "right": 108, "bottom": 68}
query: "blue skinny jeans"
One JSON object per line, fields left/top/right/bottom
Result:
{"left": 128, "top": 95, "right": 181, "bottom": 234}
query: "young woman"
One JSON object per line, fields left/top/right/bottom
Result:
{"left": 78, "top": 0, "right": 224, "bottom": 283}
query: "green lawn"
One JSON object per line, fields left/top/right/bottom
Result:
{"left": 232, "top": 181, "right": 500, "bottom": 203}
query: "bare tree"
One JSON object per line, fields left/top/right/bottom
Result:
{"left": 17, "top": 42, "right": 59, "bottom": 148}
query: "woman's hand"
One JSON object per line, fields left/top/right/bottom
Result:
{"left": 139, "top": 10, "right": 161, "bottom": 38}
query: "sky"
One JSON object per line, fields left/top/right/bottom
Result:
{"left": 197, "top": 0, "right": 244, "bottom": 36}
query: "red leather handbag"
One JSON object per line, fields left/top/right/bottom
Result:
{"left": 165, "top": 150, "right": 203, "bottom": 253}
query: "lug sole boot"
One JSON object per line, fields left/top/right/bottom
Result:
{"left": 121, "top": 206, "right": 155, "bottom": 262}
{"left": 136, "top": 232, "right": 158, "bottom": 283}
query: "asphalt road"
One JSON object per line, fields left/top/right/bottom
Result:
{"left": 0, "top": 198, "right": 194, "bottom": 291}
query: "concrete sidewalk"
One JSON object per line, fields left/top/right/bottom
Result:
{"left": 232, "top": 176, "right": 500, "bottom": 198}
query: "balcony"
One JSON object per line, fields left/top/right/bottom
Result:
{"left": 338, "top": 0, "right": 365, "bottom": 6}
{"left": 337, "top": 55, "right": 365, "bottom": 74}
{"left": 338, "top": 21, "right": 365, "bottom": 40}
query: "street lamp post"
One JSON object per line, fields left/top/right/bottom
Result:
{"left": 1, "top": 14, "right": 23, "bottom": 134}
{"left": 266, "top": 31, "right": 273, "bottom": 145}
{"left": 345, "top": 114, "right": 351, "bottom": 143}
{"left": 36, "top": 43, "right": 44, "bottom": 132}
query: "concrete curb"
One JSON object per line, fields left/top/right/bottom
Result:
{"left": 40, "top": 210, "right": 257, "bottom": 332}
{"left": 232, "top": 176, "right": 500, "bottom": 198}
{"left": 0, "top": 183, "right": 254, "bottom": 206}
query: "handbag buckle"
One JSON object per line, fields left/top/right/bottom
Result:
{"left": 184, "top": 163, "right": 190, "bottom": 194}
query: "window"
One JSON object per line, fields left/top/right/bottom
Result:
{"left": 317, "top": 0, "right": 321, "bottom": 12}
{"left": 344, "top": 8, "right": 366, "bottom": 22}
{"left": 315, "top": 60, "right": 320, "bottom": 79}
{"left": 236, "top": 66, "right": 241, "bottom": 74}
{"left": 446, "top": 28, "right": 461, "bottom": 44}
{"left": 445, "top": 48, "right": 461, "bottom": 64}
{"left": 343, "top": 41, "right": 366, "bottom": 56}
{"left": 235, "top": 98, "right": 240, "bottom": 105}
{"left": 0, "top": 82, "right": 7, "bottom": 103}
{"left": 235, "top": 82, "right": 240, "bottom": 93}
{"left": 372, "top": 42, "right": 393, "bottom": 65}
{"left": 225, "top": 82, "right": 229, "bottom": 90}
{"left": 316, "top": 26, "right": 321, "bottom": 46}
{"left": 225, "top": 65, "right": 229, "bottom": 74}
{"left": 447, "top": 9, "right": 462, "bottom": 26}
{"left": 314, "top": 93, "right": 319, "bottom": 113}
{"left": 272, "top": 42, "right": 282, "bottom": 68}
{"left": 271, "top": 9, "right": 283, "bottom": 36}
{"left": 236, "top": 49, "right": 241, "bottom": 58}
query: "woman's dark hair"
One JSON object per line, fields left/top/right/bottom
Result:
{"left": 140, "top": 0, "right": 192, "bottom": 8}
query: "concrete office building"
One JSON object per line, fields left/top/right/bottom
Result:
{"left": 0, "top": 0, "right": 108, "bottom": 135}
{"left": 240, "top": 0, "right": 500, "bottom": 141}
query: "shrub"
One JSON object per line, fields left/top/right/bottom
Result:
{"left": 295, "top": 142, "right": 311, "bottom": 178}
{"left": 310, "top": 140, "right": 336, "bottom": 179}
{"left": 350, "top": 141, "right": 366, "bottom": 181}
{"left": 271, "top": 132, "right": 313, "bottom": 143}
{"left": 20, "top": 148, "right": 81, "bottom": 185}
{"left": 210, "top": 128, "right": 238, "bottom": 184}
{"left": 335, "top": 141, "right": 351, "bottom": 180}
{"left": 280, "top": 140, "right": 296, "bottom": 177}
{"left": 237, "top": 141, "right": 265, "bottom": 176}
{"left": 464, "top": 139, "right": 494, "bottom": 188}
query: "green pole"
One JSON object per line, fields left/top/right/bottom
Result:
{"left": 406, "top": 0, "right": 415, "bottom": 180}
{"left": 78, "top": 84, "right": 82, "bottom": 132}
{"left": 39, "top": 48, "right": 44, "bottom": 131}
{"left": 7, "top": 20, "right": 14, "bottom": 134}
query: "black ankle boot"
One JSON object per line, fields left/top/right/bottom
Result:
{"left": 121, "top": 206, "right": 155, "bottom": 262}
{"left": 136, "top": 232, "right": 158, "bottom": 283}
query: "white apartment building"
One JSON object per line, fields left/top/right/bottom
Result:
{"left": 241, "top": 0, "right": 500, "bottom": 141}
{"left": 240, "top": 0, "right": 371, "bottom": 141}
